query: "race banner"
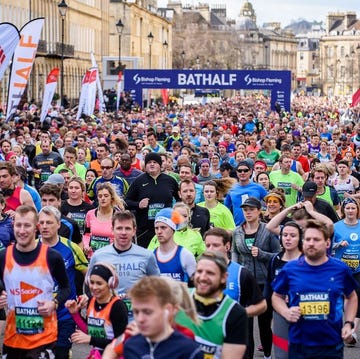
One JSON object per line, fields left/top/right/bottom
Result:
{"left": 90, "top": 52, "right": 106, "bottom": 113}
{"left": 351, "top": 88, "right": 360, "bottom": 108}
{"left": 0, "top": 22, "right": 20, "bottom": 81}
{"left": 84, "top": 68, "right": 97, "bottom": 116}
{"left": 76, "top": 70, "right": 91, "bottom": 120}
{"left": 40, "top": 68, "right": 60, "bottom": 123}
{"left": 5, "top": 18, "right": 44, "bottom": 122}
{"left": 116, "top": 71, "right": 123, "bottom": 111}
{"left": 161, "top": 88, "right": 169, "bottom": 106}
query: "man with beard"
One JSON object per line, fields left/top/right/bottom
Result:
{"left": 176, "top": 251, "right": 248, "bottom": 358}
{"left": 272, "top": 219, "right": 358, "bottom": 359}
{"left": 178, "top": 180, "right": 210, "bottom": 236}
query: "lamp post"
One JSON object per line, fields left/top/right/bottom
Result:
{"left": 162, "top": 40, "right": 168, "bottom": 69}
{"left": 116, "top": 19, "right": 124, "bottom": 71}
{"left": 147, "top": 32, "right": 154, "bottom": 69}
{"left": 58, "top": 0, "right": 68, "bottom": 108}
{"left": 181, "top": 50, "right": 185, "bottom": 69}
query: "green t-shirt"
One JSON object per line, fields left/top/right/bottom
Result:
{"left": 198, "top": 202, "right": 236, "bottom": 231}
{"left": 269, "top": 170, "right": 304, "bottom": 206}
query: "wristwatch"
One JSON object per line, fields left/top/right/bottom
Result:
{"left": 344, "top": 321, "right": 355, "bottom": 329}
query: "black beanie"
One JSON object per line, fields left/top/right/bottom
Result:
{"left": 144, "top": 152, "right": 162, "bottom": 166}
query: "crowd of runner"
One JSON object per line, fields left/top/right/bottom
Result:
{"left": 0, "top": 92, "right": 359, "bottom": 358}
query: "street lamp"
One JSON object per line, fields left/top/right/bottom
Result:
{"left": 58, "top": 0, "right": 68, "bottom": 108}
{"left": 181, "top": 50, "right": 185, "bottom": 69}
{"left": 162, "top": 40, "right": 168, "bottom": 69}
{"left": 116, "top": 19, "right": 124, "bottom": 71}
{"left": 147, "top": 32, "right": 154, "bottom": 69}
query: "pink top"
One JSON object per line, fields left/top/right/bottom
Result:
{"left": 83, "top": 209, "right": 114, "bottom": 255}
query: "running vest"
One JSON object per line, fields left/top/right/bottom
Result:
{"left": 176, "top": 295, "right": 236, "bottom": 359}
{"left": 87, "top": 295, "right": 119, "bottom": 351}
{"left": 317, "top": 186, "right": 333, "bottom": 206}
{"left": 224, "top": 261, "right": 243, "bottom": 302}
{"left": 3, "top": 243, "right": 57, "bottom": 349}
{"left": 4, "top": 186, "right": 22, "bottom": 212}
{"left": 155, "top": 245, "right": 187, "bottom": 282}
{"left": 333, "top": 176, "right": 355, "bottom": 201}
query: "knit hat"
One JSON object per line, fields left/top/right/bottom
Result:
{"left": 155, "top": 208, "right": 185, "bottom": 231}
{"left": 144, "top": 152, "right": 162, "bottom": 167}
{"left": 5, "top": 151, "right": 16, "bottom": 161}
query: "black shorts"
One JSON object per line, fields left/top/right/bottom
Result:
{"left": 2, "top": 342, "right": 55, "bottom": 359}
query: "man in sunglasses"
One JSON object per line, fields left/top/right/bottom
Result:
{"left": 87, "top": 157, "right": 129, "bottom": 205}
{"left": 224, "top": 160, "right": 267, "bottom": 226}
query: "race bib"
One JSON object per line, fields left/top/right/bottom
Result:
{"left": 15, "top": 306, "right": 44, "bottom": 334}
{"left": 299, "top": 292, "right": 330, "bottom": 320}
{"left": 341, "top": 253, "right": 359, "bottom": 271}
{"left": 90, "top": 235, "right": 110, "bottom": 251}
{"left": 88, "top": 316, "right": 106, "bottom": 339}
{"left": 148, "top": 203, "right": 164, "bottom": 220}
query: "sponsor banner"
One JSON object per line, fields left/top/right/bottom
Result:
{"left": 0, "top": 22, "right": 20, "bottom": 81}
{"left": 40, "top": 68, "right": 59, "bottom": 123}
{"left": 5, "top": 18, "right": 44, "bottom": 122}
{"left": 351, "top": 88, "right": 360, "bottom": 108}
{"left": 84, "top": 68, "right": 97, "bottom": 116}
{"left": 76, "top": 70, "right": 91, "bottom": 120}
{"left": 90, "top": 52, "right": 106, "bottom": 113}
{"left": 124, "top": 69, "right": 291, "bottom": 111}
{"left": 161, "top": 88, "right": 169, "bottom": 106}
{"left": 116, "top": 71, "right": 122, "bottom": 111}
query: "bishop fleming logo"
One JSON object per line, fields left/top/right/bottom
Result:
{"left": 133, "top": 73, "right": 141, "bottom": 85}
{"left": 9, "top": 281, "right": 43, "bottom": 303}
{"left": 244, "top": 74, "right": 252, "bottom": 85}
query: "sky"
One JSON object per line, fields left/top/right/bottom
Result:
{"left": 158, "top": 0, "right": 359, "bottom": 27}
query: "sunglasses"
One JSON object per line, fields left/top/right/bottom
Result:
{"left": 101, "top": 166, "right": 113, "bottom": 170}
{"left": 237, "top": 168, "right": 250, "bottom": 173}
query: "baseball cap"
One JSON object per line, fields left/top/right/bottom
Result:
{"left": 240, "top": 197, "right": 261, "bottom": 209}
{"left": 302, "top": 181, "right": 317, "bottom": 197}
{"left": 45, "top": 174, "right": 65, "bottom": 185}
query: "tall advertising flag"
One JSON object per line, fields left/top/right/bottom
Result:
{"left": 85, "top": 68, "right": 98, "bottom": 116}
{"left": 40, "top": 68, "right": 60, "bottom": 123}
{"left": 90, "top": 52, "right": 106, "bottom": 113}
{"left": 76, "top": 70, "right": 91, "bottom": 120}
{"left": 5, "top": 18, "right": 44, "bottom": 122}
{"left": 116, "top": 71, "right": 123, "bottom": 111}
{"left": 0, "top": 23, "right": 20, "bottom": 81}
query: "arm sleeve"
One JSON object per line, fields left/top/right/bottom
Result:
{"left": 48, "top": 249, "right": 71, "bottom": 305}
{"left": 180, "top": 248, "right": 197, "bottom": 278}
{"left": 89, "top": 299, "right": 128, "bottom": 349}
{"left": 145, "top": 253, "right": 160, "bottom": 275}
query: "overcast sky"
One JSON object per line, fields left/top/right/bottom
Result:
{"left": 159, "top": 0, "right": 359, "bottom": 27}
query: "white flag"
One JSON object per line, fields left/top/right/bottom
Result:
{"left": 5, "top": 18, "right": 44, "bottom": 122}
{"left": 90, "top": 52, "right": 106, "bottom": 113}
{"left": 116, "top": 71, "right": 123, "bottom": 111}
{"left": 40, "top": 68, "right": 59, "bottom": 123}
{"left": 76, "top": 70, "right": 91, "bottom": 120}
{"left": 0, "top": 22, "right": 20, "bottom": 81}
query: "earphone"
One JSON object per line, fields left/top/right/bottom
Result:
{"left": 85, "top": 262, "right": 119, "bottom": 289}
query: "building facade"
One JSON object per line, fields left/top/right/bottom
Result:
{"left": 320, "top": 12, "right": 360, "bottom": 96}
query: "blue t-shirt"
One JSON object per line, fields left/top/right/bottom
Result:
{"left": 224, "top": 182, "right": 267, "bottom": 225}
{"left": 272, "top": 256, "right": 358, "bottom": 346}
{"left": 333, "top": 220, "right": 360, "bottom": 274}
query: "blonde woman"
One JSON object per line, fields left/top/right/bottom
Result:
{"left": 83, "top": 182, "right": 124, "bottom": 257}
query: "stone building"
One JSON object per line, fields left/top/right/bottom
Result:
{"left": 320, "top": 12, "right": 360, "bottom": 96}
